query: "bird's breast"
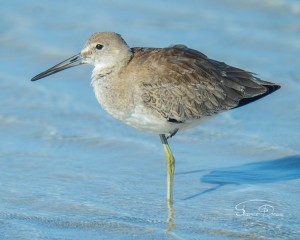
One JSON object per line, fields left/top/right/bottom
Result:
{"left": 91, "top": 75, "right": 127, "bottom": 117}
{"left": 91, "top": 75, "right": 180, "bottom": 134}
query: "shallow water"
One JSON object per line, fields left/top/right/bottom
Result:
{"left": 1, "top": 0, "right": 300, "bottom": 239}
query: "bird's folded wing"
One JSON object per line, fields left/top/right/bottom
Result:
{"left": 138, "top": 46, "right": 270, "bottom": 122}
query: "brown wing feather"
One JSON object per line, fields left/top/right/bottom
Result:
{"left": 132, "top": 46, "right": 279, "bottom": 122}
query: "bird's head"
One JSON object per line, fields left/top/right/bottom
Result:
{"left": 31, "top": 32, "right": 132, "bottom": 81}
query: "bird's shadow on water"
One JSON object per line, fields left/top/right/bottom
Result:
{"left": 179, "top": 154, "right": 300, "bottom": 200}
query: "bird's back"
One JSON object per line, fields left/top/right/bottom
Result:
{"left": 126, "top": 45, "right": 280, "bottom": 123}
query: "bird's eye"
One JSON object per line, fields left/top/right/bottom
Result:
{"left": 96, "top": 44, "right": 104, "bottom": 50}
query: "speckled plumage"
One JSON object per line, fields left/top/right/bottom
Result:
{"left": 32, "top": 32, "right": 280, "bottom": 135}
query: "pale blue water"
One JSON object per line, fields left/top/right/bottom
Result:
{"left": 1, "top": 0, "right": 300, "bottom": 239}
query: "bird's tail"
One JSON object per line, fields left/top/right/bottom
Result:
{"left": 234, "top": 79, "right": 280, "bottom": 109}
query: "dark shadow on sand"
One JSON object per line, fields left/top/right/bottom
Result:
{"left": 181, "top": 154, "right": 300, "bottom": 200}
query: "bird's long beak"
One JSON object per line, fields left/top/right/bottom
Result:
{"left": 31, "top": 53, "right": 84, "bottom": 81}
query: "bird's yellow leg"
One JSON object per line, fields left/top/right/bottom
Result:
{"left": 159, "top": 134, "right": 175, "bottom": 204}
{"left": 159, "top": 134, "right": 176, "bottom": 231}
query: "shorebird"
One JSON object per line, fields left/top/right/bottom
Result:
{"left": 31, "top": 32, "right": 280, "bottom": 204}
